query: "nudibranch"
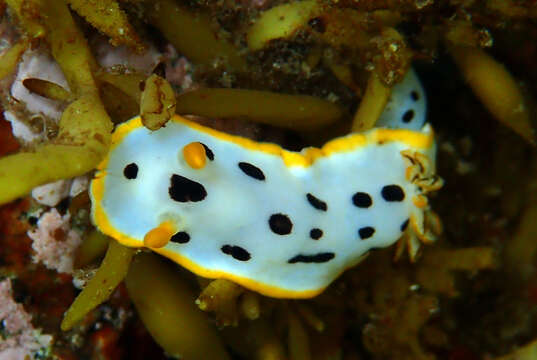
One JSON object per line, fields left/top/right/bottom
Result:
{"left": 90, "top": 69, "right": 442, "bottom": 298}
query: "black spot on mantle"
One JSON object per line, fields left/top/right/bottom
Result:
{"left": 288, "top": 252, "right": 335, "bottom": 264}
{"left": 171, "top": 231, "right": 190, "bottom": 244}
{"left": 402, "top": 109, "right": 415, "bottom": 123}
{"left": 358, "top": 226, "right": 375, "bottom": 240}
{"left": 306, "top": 193, "right": 327, "bottom": 211}
{"left": 269, "top": 213, "right": 293, "bottom": 235}
{"left": 310, "top": 228, "right": 323, "bottom": 240}
{"left": 169, "top": 174, "right": 207, "bottom": 202}
{"left": 201, "top": 143, "right": 214, "bottom": 161}
{"left": 352, "top": 192, "right": 372, "bottom": 208}
{"left": 401, "top": 219, "right": 410, "bottom": 232}
{"left": 221, "top": 245, "right": 251, "bottom": 261}
{"left": 381, "top": 185, "right": 405, "bottom": 202}
{"left": 238, "top": 162, "right": 266, "bottom": 181}
{"left": 123, "top": 163, "right": 138, "bottom": 179}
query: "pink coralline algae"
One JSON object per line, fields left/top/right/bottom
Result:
{"left": 27, "top": 208, "right": 82, "bottom": 274}
{"left": 92, "top": 33, "right": 163, "bottom": 74}
{"left": 0, "top": 279, "right": 52, "bottom": 360}
{"left": 163, "top": 44, "right": 195, "bottom": 91}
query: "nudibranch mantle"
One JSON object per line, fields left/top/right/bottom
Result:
{"left": 90, "top": 113, "right": 440, "bottom": 298}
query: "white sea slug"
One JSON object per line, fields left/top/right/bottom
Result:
{"left": 90, "top": 69, "right": 442, "bottom": 298}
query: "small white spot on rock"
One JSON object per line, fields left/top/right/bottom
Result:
{"left": 3, "top": 111, "right": 42, "bottom": 143}
{"left": 11, "top": 49, "right": 69, "bottom": 121}
{"left": 31, "top": 179, "right": 72, "bottom": 207}
{"left": 69, "top": 175, "right": 89, "bottom": 198}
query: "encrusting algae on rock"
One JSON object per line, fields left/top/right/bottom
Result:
{"left": 0, "top": 0, "right": 537, "bottom": 359}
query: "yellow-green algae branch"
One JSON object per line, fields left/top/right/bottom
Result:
{"left": 61, "top": 239, "right": 135, "bottom": 331}
{"left": 74, "top": 229, "right": 110, "bottom": 269}
{"left": 247, "top": 0, "right": 320, "bottom": 51}
{"left": 145, "top": 0, "right": 246, "bottom": 72}
{"left": 126, "top": 253, "right": 231, "bottom": 360}
{"left": 288, "top": 307, "right": 312, "bottom": 360}
{"left": 494, "top": 337, "right": 537, "bottom": 360}
{"left": 0, "top": 0, "right": 113, "bottom": 205}
{"left": 450, "top": 45, "right": 535, "bottom": 144}
{"left": 196, "top": 279, "right": 245, "bottom": 327}
{"left": 5, "top": 0, "right": 45, "bottom": 39}
{"left": 22, "top": 78, "right": 72, "bottom": 102}
{"left": 35, "top": 0, "right": 99, "bottom": 97}
{"left": 0, "top": 40, "right": 27, "bottom": 80}
{"left": 67, "top": 0, "right": 144, "bottom": 52}
{"left": 0, "top": 95, "right": 112, "bottom": 204}
{"left": 176, "top": 88, "right": 343, "bottom": 131}
{"left": 351, "top": 71, "right": 391, "bottom": 132}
